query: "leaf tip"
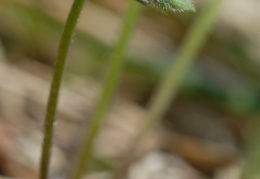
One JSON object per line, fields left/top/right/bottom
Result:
{"left": 136, "top": 0, "right": 196, "bottom": 13}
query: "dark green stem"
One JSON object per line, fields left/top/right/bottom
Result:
{"left": 70, "top": 1, "right": 141, "bottom": 179}
{"left": 39, "top": 0, "right": 86, "bottom": 179}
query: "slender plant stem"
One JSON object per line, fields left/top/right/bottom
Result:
{"left": 145, "top": 0, "right": 223, "bottom": 130}
{"left": 114, "top": 0, "right": 223, "bottom": 178}
{"left": 39, "top": 0, "right": 86, "bottom": 178}
{"left": 70, "top": 1, "right": 141, "bottom": 179}
{"left": 242, "top": 120, "right": 260, "bottom": 179}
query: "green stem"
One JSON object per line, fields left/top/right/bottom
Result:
{"left": 39, "top": 0, "right": 86, "bottom": 179}
{"left": 70, "top": 1, "right": 141, "bottom": 179}
{"left": 114, "top": 0, "right": 222, "bottom": 178}
{"left": 146, "top": 0, "right": 223, "bottom": 130}
{"left": 242, "top": 120, "right": 260, "bottom": 179}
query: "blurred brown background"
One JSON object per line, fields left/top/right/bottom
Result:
{"left": 0, "top": 0, "right": 259, "bottom": 178}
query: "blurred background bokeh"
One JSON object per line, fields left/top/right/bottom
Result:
{"left": 0, "top": 0, "right": 259, "bottom": 178}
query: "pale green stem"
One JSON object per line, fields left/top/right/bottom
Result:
{"left": 145, "top": 0, "right": 223, "bottom": 131}
{"left": 39, "top": 0, "right": 86, "bottom": 179}
{"left": 70, "top": 1, "right": 141, "bottom": 179}
{"left": 114, "top": 0, "right": 223, "bottom": 178}
{"left": 242, "top": 120, "right": 260, "bottom": 179}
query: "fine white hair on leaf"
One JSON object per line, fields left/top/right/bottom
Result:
{"left": 136, "top": 0, "right": 195, "bottom": 13}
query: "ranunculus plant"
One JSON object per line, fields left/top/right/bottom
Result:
{"left": 39, "top": 0, "right": 223, "bottom": 178}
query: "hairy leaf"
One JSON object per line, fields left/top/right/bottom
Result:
{"left": 136, "top": 0, "right": 195, "bottom": 13}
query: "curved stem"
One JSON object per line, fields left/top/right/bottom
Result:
{"left": 70, "top": 1, "right": 141, "bottom": 179}
{"left": 39, "top": 0, "right": 86, "bottom": 178}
